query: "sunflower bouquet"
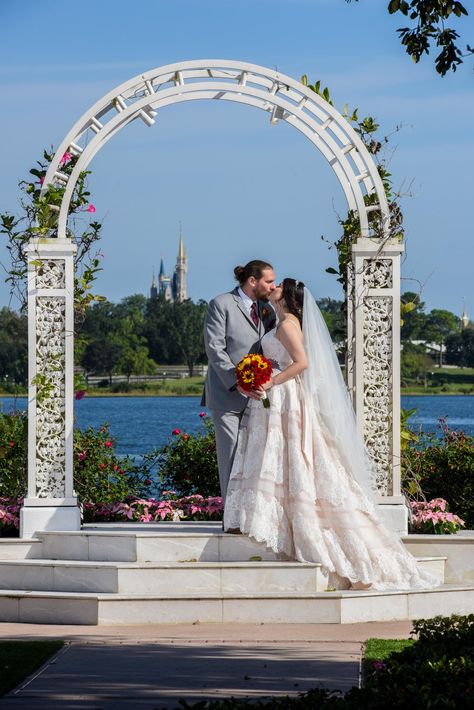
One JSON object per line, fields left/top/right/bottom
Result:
{"left": 235, "top": 353, "right": 273, "bottom": 408}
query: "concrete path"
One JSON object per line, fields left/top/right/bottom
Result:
{"left": 0, "top": 621, "right": 413, "bottom": 709}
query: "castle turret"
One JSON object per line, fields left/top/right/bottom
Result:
{"left": 173, "top": 223, "right": 188, "bottom": 302}
{"left": 150, "top": 269, "right": 158, "bottom": 299}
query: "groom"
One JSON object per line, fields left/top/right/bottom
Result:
{"left": 203, "top": 260, "right": 276, "bottom": 503}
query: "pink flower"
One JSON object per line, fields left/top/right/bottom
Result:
{"left": 373, "top": 660, "right": 386, "bottom": 671}
{"left": 60, "top": 152, "right": 72, "bottom": 165}
{"left": 182, "top": 434, "right": 189, "bottom": 441}
{"left": 8, "top": 441, "right": 15, "bottom": 448}
{"left": 85, "top": 204, "right": 96, "bottom": 213}
{"left": 104, "top": 441, "right": 112, "bottom": 448}
{"left": 78, "top": 451, "right": 87, "bottom": 461}
{"left": 199, "top": 411, "right": 207, "bottom": 418}
{"left": 75, "top": 390, "right": 85, "bottom": 400}
{"left": 144, "top": 479, "right": 151, "bottom": 486}
{"left": 172, "top": 428, "right": 181, "bottom": 435}
{"left": 37, "top": 176, "right": 45, "bottom": 185}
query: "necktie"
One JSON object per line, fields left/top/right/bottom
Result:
{"left": 250, "top": 302, "right": 259, "bottom": 327}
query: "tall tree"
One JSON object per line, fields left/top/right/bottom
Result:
{"left": 424, "top": 308, "right": 461, "bottom": 366}
{"left": 0, "top": 308, "right": 28, "bottom": 385}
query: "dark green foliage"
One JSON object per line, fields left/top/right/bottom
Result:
{"left": 445, "top": 328, "right": 474, "bottom": 367}
{"left": 0, "top": 640, "right": 64, "bottom": 697}
{"left": 157, "top": 416, "right": 219, "bottom": 496}
{"left": 73, "top": 424, "right": 152, "bottom": 503}
{"left": 348, "top": 1, "right": 472, "bottom": 76}
{"left": 402, "top": 417, "right": 474, "bottom": 526}
{"left": 0, "top": 411, "right": 28, "bottom": 499}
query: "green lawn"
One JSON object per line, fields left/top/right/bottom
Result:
{"left": 0, "top": 640, "right": 64, "bottom": 696}
{"left": 362, "top": 637, "right": 415, "bottom": 684}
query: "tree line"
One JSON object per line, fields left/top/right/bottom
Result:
{"left": 0, "top": 291, "right": 472, "bottom": 387}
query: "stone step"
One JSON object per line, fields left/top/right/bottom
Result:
{"left": 36, "top": 528, "right": 278, "bottom": 563}
{"left": 0, "top": 559, "right": 328, "bottom": 595}
{"left": 0, "top": 539, "right": 42, "bottom": 560}
{"left": 0, "top": 555, "right": 446, "bottom": 596}
{"left": 0, "top": 583, "right": 472, "bottom": 625}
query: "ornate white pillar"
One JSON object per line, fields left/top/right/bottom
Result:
{"left": 347, "top": 237, "right": 407, "bottom": 534}
{"left": 21, "top": 239, "right": 80, "bottom": 537}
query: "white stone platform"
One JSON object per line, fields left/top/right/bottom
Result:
{"left": 0, "top": 522, "right": 472, "bottom": 625}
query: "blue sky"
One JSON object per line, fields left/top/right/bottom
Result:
{"left": 0, "top": 0, "right": 472, "bottom": 316}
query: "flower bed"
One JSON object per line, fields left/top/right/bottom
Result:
{"left": 410, "top": 497, "right": 465, "bottom": 534}
{"left": 82, "top": 492, "right": 223, "bottom": 524}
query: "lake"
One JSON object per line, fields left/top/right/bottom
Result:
{"left": 1, "top": 395, "right": 473, "bottom": 457}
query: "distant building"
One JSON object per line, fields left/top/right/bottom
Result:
{"left": 150, "top": 225, "right": 188, "bottom": 302}
{"left": 461, "top": 303, "right": 469, "bottom": 329}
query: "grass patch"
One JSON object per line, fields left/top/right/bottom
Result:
{"left": 0, "top": 640, "right": 64, "bottom": 696}
{"left": 362, "top": 637, "right": 415, "bottom": 685}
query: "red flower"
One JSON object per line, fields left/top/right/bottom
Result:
{"left": 60, "top": 151, "right": 72, "bottom": 165}
{"left": 78, "top": 451, "right": 87, "bottom": 461}
{"left": 199, "top": 411, "right": 207, "bottom": 418}
{"left": 104, "top": 441, "right": 112, "bottom": 448}
{"left": 8, "top": 441, "right": 15, "bottom": 448}
{"left": 75, "top": 390, "right": 86, "bottom": 401}
{"left": 99, "top": 463, "right": 106, "bottom": 470}
{"left": 144, "top": 479, "right": 151, "bottom": 486}
{"left": 85, "top": 204, "right": 96, "bottom": 213}
{"left": 172, "top": 429, "right": 181, "bottom": 435}
{"left": 182, "top": 434, "right": 189, "bottom": 441}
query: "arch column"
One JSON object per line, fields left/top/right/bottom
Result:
{"left": 20, "top": 239, "right": 79, "bottom": 537}
{"left": 347, "top": 237, "right": 406, "bottom": 533}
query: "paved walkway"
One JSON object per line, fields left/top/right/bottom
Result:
{"left": 0, "top": 621, "right": 414, "bottom": 708}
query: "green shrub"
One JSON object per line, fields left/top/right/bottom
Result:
{"left": 0, "top": 411, "right": 28, "bottom": 499}
{"left": 402, "top": 417, "right": 474, "bottom": 527}
{"left": 0, "top": 412, "right": 152, "bottom": 503}
{"left": 157, "top": 413, "right": 219, "bottom": 496}
{"left": 73, "top": 424, "right": 152, "bottom": 503}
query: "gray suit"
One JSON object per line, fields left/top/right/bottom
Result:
{"left": 203, "top": 288, "right": 276, "bottom": 500}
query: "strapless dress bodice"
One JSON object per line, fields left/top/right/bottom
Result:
{"left": 262, "top": 328, "right": 292, "bottom": 371}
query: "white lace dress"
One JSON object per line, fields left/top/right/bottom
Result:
{"left": 224, "top": 329, "right": 439, "bottom": 591}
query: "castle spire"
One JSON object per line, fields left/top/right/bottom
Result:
{"left": 461, "top": 300, "right": 469, "bottom": 329}
{"left": 174, "top": 222, "right": 188, "bottom": 302}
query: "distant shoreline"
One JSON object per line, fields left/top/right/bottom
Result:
{"left": 1, "top": 391, "right": 473, "bottom": 399}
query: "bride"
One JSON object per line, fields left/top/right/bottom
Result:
{"left": 224, "top": 278, "right": 439, "bottom": 591}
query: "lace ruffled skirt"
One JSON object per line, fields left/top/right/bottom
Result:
{"left": 224, "top": 377, "right": 438, "bottom": 591}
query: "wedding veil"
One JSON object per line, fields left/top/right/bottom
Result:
{"left": 301, "top": 287, "right": 379, "bottom": 500}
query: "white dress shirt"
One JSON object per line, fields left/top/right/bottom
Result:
{"left": 238, "top": 286, "right": 256, "bottom": 316}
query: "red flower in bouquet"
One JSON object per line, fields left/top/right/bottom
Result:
{"left": 236, "top": 353, "right": 273, "bottom": 408}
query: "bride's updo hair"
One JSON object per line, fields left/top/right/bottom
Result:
{"left": 281, "top": 278, "right": 305, "bottom": 326}
{"left": 234, "top": 260, "right": 273, "bottom": 286}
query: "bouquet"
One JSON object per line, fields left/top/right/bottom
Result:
{"left": 236, "top": 353, "right": 273, "bottom": 408}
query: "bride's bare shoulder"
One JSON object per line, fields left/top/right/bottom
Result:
{"left": 277, "top": 315, "right": 302, "bottom": 338}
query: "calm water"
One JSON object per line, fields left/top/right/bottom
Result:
{"left": 1, "top": 395, "right": 473, "bottom": 456}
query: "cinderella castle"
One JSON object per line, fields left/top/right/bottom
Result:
{"left": 150, "top": 225, "right": 188, "bottom": 302}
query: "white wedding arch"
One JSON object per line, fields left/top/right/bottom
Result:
{"left": 22, "top": 60, "right": 405, "bottom": 536}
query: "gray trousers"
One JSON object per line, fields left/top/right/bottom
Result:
{"left": 210, "top": 408, "right": 246, "bottom": 501}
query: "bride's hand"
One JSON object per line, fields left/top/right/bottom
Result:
{"left": 261, "top": 380, "right": 274, "bottom": 392}
{"left": 237, "top": 384, "right": 261, "bottom": 400}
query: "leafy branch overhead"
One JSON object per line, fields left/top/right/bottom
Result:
{"left": 347, "top": 1, "right": 472, "bottom": 76}
{"left": 0, "top": 149, "right": 105, "bottom": 322}
{"left": 301, "top": 74, "right": 403, "bottom": 301}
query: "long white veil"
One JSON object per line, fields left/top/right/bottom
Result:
{"left": 301, "top": 287, "right": 379, "bottom": 500}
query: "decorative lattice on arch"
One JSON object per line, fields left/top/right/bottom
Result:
{"left": 40, "top": 59, "right": 390, "bottom": 241}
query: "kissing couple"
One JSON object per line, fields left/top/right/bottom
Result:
{"left": 203, "top": 259, "right": 438, "bottom": 592}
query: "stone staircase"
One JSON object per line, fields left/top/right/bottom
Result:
{"left": 0, "top": 522, "right": 473, "bottom": 625}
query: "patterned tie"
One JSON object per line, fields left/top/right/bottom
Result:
{"left": 250, "top": 301, "right": 259, "bottom": 327}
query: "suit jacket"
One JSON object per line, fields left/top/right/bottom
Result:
{"left": 202, "top": 287, "right": 276, "bottom": 412}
